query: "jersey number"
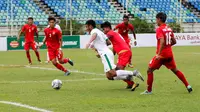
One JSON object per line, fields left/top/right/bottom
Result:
{"left": 165, "top": 32, "right": 172, "bottom": 45}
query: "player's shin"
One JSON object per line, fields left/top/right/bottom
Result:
{"left": 54, "top": 63, "right": 67, "bottom": 72}
{"left": 175, "top": 70, "right": 189, "bottom": 87}
{"left": 34, "top": 50, "right": 41, "bottom": 62}
{"left": 147, "top": 72, "right": 154, "bottom": 92}
{"left": 26, "top": 51, "right": 32, "bottom": 64}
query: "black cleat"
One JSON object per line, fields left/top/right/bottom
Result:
{"left": 187, "top": 86, "right": 193, "bottom": 93}
{"left": 126, "top": 84, "right": 133, "bottom": 89}
{"left": 68, "top": 59, "right": 74, "bottom": 66}
{"left": 131, "top": 83, "right": 140, "bottom": 91}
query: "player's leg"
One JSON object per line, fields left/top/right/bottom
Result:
{"left": 141, "top": 56, "right": 161, "bottom": 94}
{"left": 57, "top": 50, "right": 74, "bottom": 66}
{"left": 24, "top": 43, "right": 32, "bottom": 64}
{"left": 49, "top": 50, "right": 70, "bottom": 76}
{"left": 165, "top": 57, "right": 192, "bottom": 93}
{"left": 127, "top": 40, "right": 134, "bottom": 68}
{"left": 117, "top": 51, "right": 136, "bottom": 89}
{"left": 46, "top": 51, "right": 50, "bottom": 63}
{"left": 31, "top": 42, "right": 41, "bottom": 62}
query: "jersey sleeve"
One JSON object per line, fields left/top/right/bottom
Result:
{"left": 115, "top": 24, "right": 121, "bottom": 29}
{"left": 129, "top": 24, "right": 134, "bottom": 31}
{"left": 21, "top": 25, "right": 26, "bottom": 32}
{"left": 156, "top": 28, "right": 164, "bottom": 39}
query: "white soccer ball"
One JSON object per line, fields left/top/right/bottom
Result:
{"left": 51, "top": 79, "right": 62, "bottom": 90}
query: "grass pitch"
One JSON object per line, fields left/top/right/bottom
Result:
{"left": 0, "top": 46, "right": 199, "bottom": 112}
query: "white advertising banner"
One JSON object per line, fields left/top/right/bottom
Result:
{"left": 80, "top": 33, "right": 200, "bottom": 49}
{"left": 0, "top": 37, "right": 7, "bottom": 51}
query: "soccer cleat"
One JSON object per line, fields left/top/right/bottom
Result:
{"left": 128, "top": 64, "right": 134, "bottom": 68}
{"left": 64, "top": 71, "right": 71, "bottom": 76}
{"left": 38, "top": 60, "right": 42, "bottom": 64}
{"left": 28, "top": 62, "right": 32, "bottom": 65}
{"left": 45, "top": 61, "right": 50, "bottom": 64}
{"left": 140, "top": 90, "right": 152, "bottom": 95}
{"left": 68, "top": 59, "right": 74, "bottom": 66}
{"left": 187, "top": 85, "right": 193, "bottom": 93}
{"left": 126, "top": 84, "right": 133, "bottom": 89}
{"left": 131, "top": 83, "right": 139, "bottom": 91}
{"left": 133, "top": 70, "right": 144, "bottom": 81}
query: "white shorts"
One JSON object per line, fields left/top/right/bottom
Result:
{"left": 99, "top": 50, "right": 116, "bottom": 73}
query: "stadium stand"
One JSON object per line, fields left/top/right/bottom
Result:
{"left": 0, "top": 0, "right": 48, "bottom": 26}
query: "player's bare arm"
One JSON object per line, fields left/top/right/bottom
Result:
{"left": 35, "top": 31, "right": 39, "bottom": 44}
{"left": 156, "top": 38, "right": 165, "bottom": 59}
{"left": 39, "top": 37, "right": 46, "bottom": 48}
{"left": 106, "top": 39, "right": 111, "bottom": 46}
{"left": 86, "top": 33, "right": 97, "bottom": 48}
{"left": 132, "top": 30, "right": 137, "bottom": 46}
{"left": 171, "top": 36, "right": 177, "bottom": 46}
{"left": 59, "top": 38, "right": 63, "bottom": 50}
{"left": 17, "top": 30, "right": 23, "bottom": 41}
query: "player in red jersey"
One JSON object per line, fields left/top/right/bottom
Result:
{"left": 141, "top": 12, "right": 192, "bottom": 95}
{"left": 101, "top": 21, "right": 144, "bottom": 91}
{"left": 114, "top": 15, "right": 137, "bottom": 68}
{"left": 39, "top": 17, "right": 74, "bottom": 76}
{"left": 17, "top": 17, "right": 41, "bottom": 65}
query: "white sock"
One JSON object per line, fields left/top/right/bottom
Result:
{"left": 116, "top": 70, "right": 133, "bottom": 76}
{"left": 113, "top": 76, "right": 127, "bottom": 80}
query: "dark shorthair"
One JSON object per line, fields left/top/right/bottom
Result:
{"left": 101, "top": 21, "right": 112, "bottom": 29}
{"left": 28, "top": 17, "right": 33, "bottom": 20}
{"left": 48, "top": 17, "right": 56, "bottom": 22}
{"left": 123, "top": 15, "right": 129, "bottom": 20}
{"left": 85, "top": 20, "right": 96, "bottom": 28}
{"left": 156, "top": 12, "right": 167, "bottom": 23}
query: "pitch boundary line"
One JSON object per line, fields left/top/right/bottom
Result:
{"left": 0, "top": 100, "right": 52, "bottom": 112}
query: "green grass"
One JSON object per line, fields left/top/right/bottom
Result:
{"left": 0, "top": 46, "right": 200, "bottom": 112}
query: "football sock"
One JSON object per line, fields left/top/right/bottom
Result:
{"left": 147, "top": 72, "right": 154, "bottom": 92}
{"left": 54, "top": 63, "right": 67, "bottom": 72}
{"left": 123, "top": 80, "right": 134, "bottom": 85}
{"left": 34, "top": 51, "right": 41, "bottom": 61}
{"left": 116, "top": 70, "right": 133, "bottom": 76}
{"left": 63, "top": 58, "right": 69, "bottom": 64}
{"left": 175, "top": 70, "right": 189, "bottom": 87}
{"left": 113, "top": 76, "right": 128, "bottom": 80}
{"left": 26, "top": 51, "right": 32, "bottom": 63}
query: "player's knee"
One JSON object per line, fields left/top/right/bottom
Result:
{"left": 147, "top": 68, "right": 153, "bottom": 74}
{"left": 58, "top": 60, "right": 63, "bottom": 64}
{"left": 52, "top": 60, "right": 57, "bottom": 65}
{"left": 171, "top": 68, "right": 178, "bottom": 74}
{"left": 106, "top": 76, "right": 114, "bottom": 80}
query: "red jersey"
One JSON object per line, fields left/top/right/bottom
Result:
{"left": 106, "top": 30, "right": 130, "bottom": 54}
{"left": 115, "top": 22, "right": 134, "bottom": 40}
{"left": 156, "top": 24, "right": 174, "bottom": 58}
{"left": 44, "top": 27, "right": 62, "bottom": 50}
{"left": 21, "top": 24, "right": 38, "bottom": 43}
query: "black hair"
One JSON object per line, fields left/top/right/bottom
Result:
{"left": 28, "top": 17, "right": 33, "bottom": 20}
{"left": 101, "top": 21, "right": 112, "bottom": 29}
{"left": 123, "top": 15, "right": 129, "bottom": 20}
{"left": 85, "top": 20, "right": 96, "bottom": 28}
{"left": 48, "top": 17, "right": 56, "bottom": 22}
{"left": 156, "top": 12, "right": 167, "bottom": 23}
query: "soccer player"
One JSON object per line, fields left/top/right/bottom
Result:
{"left": 141, "top": 12, "right": 192, "bottom": 95}
{"left": 101, "top": 21, "right": 144, "bottom": 91}
{"left": 17, "top": 17, "right": 41, "bottom": 65}
{"left": 39, "top": 17, "right": 73, "bottom": 75}
{"left": 85, "top": 20, "right": 144, "bottom": 85}
{"left": 45, "top": 20, "right": 62, "bottom": 63}
{"left": 114, "top": 15, "right": 137, "bottom": 68}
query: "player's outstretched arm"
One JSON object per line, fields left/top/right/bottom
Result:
{"left": 17, "top": 30, "right": 23, "bottom": 41}
{"left": 156, "top": 38, "right": 165, "bottom": 59}
{"left": 106, "top": 39, "right": 111, "bottom": 46}
{"left": 171, "top": 36, "right": 177, "bottom": 46}
{"left": 86, "top": 33, "right": 97, "bottom": 49}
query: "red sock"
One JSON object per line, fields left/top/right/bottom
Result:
{"left": 34, "top": 51, "right": 41, "bottom": 61}
{"left": 54, "top": 63, "right": 67, "bottom": 72}
{"left": 26, "top": 51, "right": 32, "bottom": 63}
{"left": 63, "top": 58, "right": 69, "bottom": 64}
{"left": 175, "top": 70, "right": 189, "bottom": 87}
{"left": 123, "top": 80, "right": 134, "bottom": 85}
{"left": 147, "top": 72, "right": 154, "bottom": 92}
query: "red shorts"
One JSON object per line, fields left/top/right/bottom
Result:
{"left": 149, "top": 56, "right": 176, "bottom": 69}
{"left": 117, "top": 50, "right": 132, "bottom": 67}
{"left": 24, "top": 42, "right": 37, "bottom": 51}
{"left": 48, "top": 49, "right": 63, "bottom": 61}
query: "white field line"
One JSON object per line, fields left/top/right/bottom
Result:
{"left": 0, "top": 78, "right": 106, "bottom": 84}
{"left": 0, "top": 101, "right": 52, "bottom": 112}
{"left": 192, "top": 52, "right": 200, "bottom": 55}
{"left": 0, "top": 64, "right": 105, "bottom": 76}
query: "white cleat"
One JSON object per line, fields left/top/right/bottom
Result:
{"left": 133, "top": 70, "right": 144, "bottom": 81}
{"left": 140, "top": 90, "right": 152, "bottom": 95}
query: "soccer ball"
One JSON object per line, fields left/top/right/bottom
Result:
{"left": 51, "top": 79, "right": 62, "bottom": 90}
